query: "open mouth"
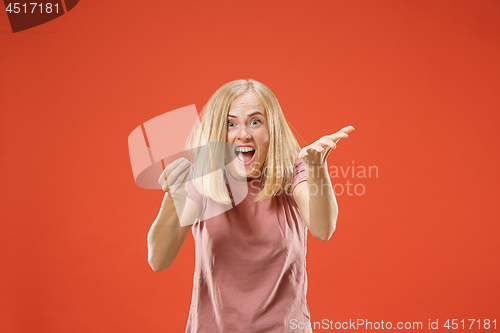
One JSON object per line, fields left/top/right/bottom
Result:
{"left": 235, "top": 146, "right": 256, "bottom": 166}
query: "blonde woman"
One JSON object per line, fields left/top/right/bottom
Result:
{"left": 148, "top": 79, "right": 354, "bottom": 333}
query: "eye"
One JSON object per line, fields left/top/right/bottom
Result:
{"left": 228, "top": 121, "right": 235, "bottom": 127}
{"left": 251, "top": 119, "right": 260, "bottom": 125}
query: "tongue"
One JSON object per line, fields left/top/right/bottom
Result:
{"left": 239, "top": 151, "right": 254, "bottom": 163}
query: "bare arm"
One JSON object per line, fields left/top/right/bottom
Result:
{"left": 293, "top": 125, "right": 355, "bottom": 241}
{"left": 293, "top": 172, "right": 338, "bottom": 241}
{"left": 147, "top": 157, "right": 198, "bottom": 272}
{"left": 147, "top": 195, "right": 198, "bottom": 272}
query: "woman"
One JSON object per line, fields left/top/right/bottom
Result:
{"left": 147, "top": 79, "right": 354, "bottom": 332}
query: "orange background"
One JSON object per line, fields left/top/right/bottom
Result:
{"left": 1, "top": 1, "right": 499, "bottom": 332}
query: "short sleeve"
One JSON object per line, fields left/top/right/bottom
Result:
{"left": 287, "top": 159, "right": 307, "bottom": 195}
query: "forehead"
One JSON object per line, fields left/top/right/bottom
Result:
{"left": 229, "top": 91, "right": 265, "bottom": 116}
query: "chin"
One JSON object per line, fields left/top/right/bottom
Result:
{"left": 245, "top": 161, "right": 264, "bottom": 178}
{"left": 227, "top": 161, "right": 262, "bottom": 181}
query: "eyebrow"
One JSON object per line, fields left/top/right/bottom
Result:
{"left": 228, "top": 111, "right": 264, "bottom": 118}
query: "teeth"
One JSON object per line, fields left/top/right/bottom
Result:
{"left": 236, "top": 147, "right": 255, "bottom": 153}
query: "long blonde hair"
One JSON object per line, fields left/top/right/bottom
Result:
{"left": 187, "top": 79, "right": 300, "bottom": 204}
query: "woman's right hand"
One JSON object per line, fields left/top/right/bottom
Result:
{"left": 149, "top": 158, "right": 194, "bottom": 272}
{"left": 158, "top": 158, "right": 192, "bottom": 199}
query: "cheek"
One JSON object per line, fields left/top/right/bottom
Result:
{"left": 257, "top": 130, "right": 270, "bottom": 152}
{"left": 226, "top": 129, "right": 235, "bottom": 142}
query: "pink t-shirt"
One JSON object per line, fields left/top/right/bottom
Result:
{"left": 185, "top": 160, "right": 311, "bottom": 333}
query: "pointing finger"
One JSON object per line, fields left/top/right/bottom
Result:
{"left": 327, "top": 126, "right": 354, "bottom": 143}
{"left": 338, "top": 125, "right": 355, "bottom": 134}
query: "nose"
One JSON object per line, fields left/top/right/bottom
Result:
{"left": 236, "top": 125, "right": 251, "bottom": 141}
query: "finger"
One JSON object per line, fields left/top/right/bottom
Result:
{"left": 164, "top": 166, "right": 190, "bottom": 193}
{"left": 161, "top": 158, "right": 189, "bottom": 179}
{"left": 328, "top": 132, "right": 349, "bottom": 144}
{"left": 298, "top": 147, "right": 308, "bottom": 159}
{"left": 173, "top": 164, "right": 191, "bottom": 186}
{"left": 167, "top": 160, "right": 191, "bottom": 186}
{"left": 323, "top": 142, "right": 337, "bottom": 160}
{"left": 298, "top": 146, "right": 316, "bottom": 159}
{"left": 301, "top": 145, "right": 324, "bottom": 160}
{"left": 326, "top": 126, "right": 355, "bottom": 142}
{"left": 322, "top": 142, "right": 337, "bottom": 153}
{"left": 316, "top": 138, "right": 336, "bottom": 149}
{"left": 338, "top": 125, "right": 355, "bottom": 134}
{"left": 159, "top": 174, "right": 170, "bottom": 192}
{"left": 158, "top": 172, "right": 167, "bottom": 188}
{"left": 159, "top": 158, "right": 187, "bottom": 185}
{"left": 178, "top": 165, "right": 192, "bottom": 186}
{"left": 310, "top": 143, "right": 324, "bottom": 153}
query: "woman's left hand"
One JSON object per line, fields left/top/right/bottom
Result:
{"left": 298, "top": 125, "right": 355, "bottom": 164}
